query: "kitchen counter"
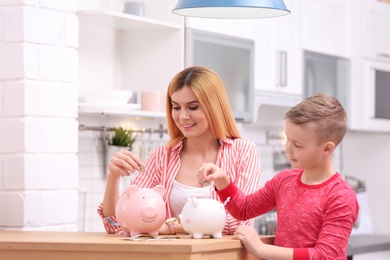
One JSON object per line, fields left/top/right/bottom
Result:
{"left": 348, "top": 235, "right": 390, "bottom": 259}
{"left": 0, "top": 231, "right": 274, "bottom": 260}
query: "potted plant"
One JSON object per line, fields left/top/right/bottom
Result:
{"left": 109, "top": 127, "right": 136, "bottom": 149}
{"left": 106, "top": 127, "right": 137, "bottom": 167}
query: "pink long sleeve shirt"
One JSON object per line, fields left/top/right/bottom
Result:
{"left": 98, "top": 138, "right": 261, "bottom": 235}
{"left": 217, "top": 168, "right": 359, "bottom": 260}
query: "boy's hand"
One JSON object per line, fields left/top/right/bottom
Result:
{"left": 197, "top": 162, "right": 230, "bottom": 190}
{"left": 233, "top": 225, "right": 263, "bottom": 258}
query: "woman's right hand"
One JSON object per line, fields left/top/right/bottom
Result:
{"left": 107, "top": 149, "right": 144, "bottom": 178}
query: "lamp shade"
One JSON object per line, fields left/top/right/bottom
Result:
{"left": 172, "top": 0, "right": 290, "bottom": 19}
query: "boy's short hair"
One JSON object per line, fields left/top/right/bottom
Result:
{"left": 284, "top": 93, "right": 347, "bottom": 146}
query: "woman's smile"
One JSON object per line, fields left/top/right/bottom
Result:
{"left": 181, "top": 123, "right": 196, "bottom": 130}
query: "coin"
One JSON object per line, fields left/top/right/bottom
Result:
{"left": 202, "top": 181, "right": 210, "bottom": 187}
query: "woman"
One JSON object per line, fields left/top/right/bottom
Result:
{"left": 98, "top": 66, "right": 261, "bottom": 235}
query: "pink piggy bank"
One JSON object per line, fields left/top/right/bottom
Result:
{"left": 116, "top": 185, "right": 166, "bottom": 237}
{"left": 178, "top": 197, "right": 226, "bottom": 239}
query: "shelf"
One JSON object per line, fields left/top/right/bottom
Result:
{"left": 78, "top": 105, "right": 166, "bottom": 119}
{"left": 77, "top": 10, "right": 182, "bottom": 31}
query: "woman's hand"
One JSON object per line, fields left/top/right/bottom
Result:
{"left": 102, "top": 149, "right": 143, "bottom": 217}
{"left": 158, "top": 223, "right": 172, "bottom": 235}
{"left": 107, "top": 149, "right": 144, "bottom": 178}
{"left": 158, "top": 221, "right": 186, "bottom": 235}
{"left": 197, "top": 162, "right": 230, "bottom": 190}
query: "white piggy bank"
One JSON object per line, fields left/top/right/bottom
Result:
{"left": 178, "top": 197, "right": 226, "bottom": 239}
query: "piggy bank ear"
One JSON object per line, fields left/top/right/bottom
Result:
{"left": 153, "top": 185, "right": 166, "bottom": 197}
{"left": 126, "top": 185, "right": 140, "bottom": 197}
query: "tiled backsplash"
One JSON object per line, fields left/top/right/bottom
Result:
{"left": 78, "top": 125, "right": 167, "bottom": 232}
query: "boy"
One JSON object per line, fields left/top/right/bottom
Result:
{"left": 198, "top": 93, "right": 359, "bottom": 259}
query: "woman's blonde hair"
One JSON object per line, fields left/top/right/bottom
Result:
{"left": 165, "top": 66, "right": 241, "bottom": 147}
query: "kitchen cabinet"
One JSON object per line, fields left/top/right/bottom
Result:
{"left": 186, "top": 2, "right": 302, "bottom": 96}
{"left": 185, "top": 0, "right": 303, "bottom": 121}
{"left": 299, "top": 0, "right": 390, "bottom": 133}
{"left": 254, "top": 0, "right": 302, "bottom": 95}
{"left": 362, "top": 0, "right": 390, "bottom": 63}
{"left": 77, "top": 9, "right": 184, "bottom": 106}
{"left": 301, "top": 0, "right": 352, "bottom": 58}
{"left": 305, "top": 51, "right": 390, "bottom": 133}
{"left": 349, "top": 59, "right": 390, "bottom": 132}
{"left": 347, "top": 0, "right": 390, "bottom": 132}
{"left": 184, "top": 18, "right": 257, "bottom": 122}
{"left": 303, "top": 51, "right": 350, "bottom": 114}
{"left": 185, "top": 17, "right": 255, "bottom": 40}
{"left": 184, "top": 28, "right": 255, "bottom": 122}
{"left": 77, "top": 8, "right": 183, "bottom": 119}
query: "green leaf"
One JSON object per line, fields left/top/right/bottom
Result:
{"left": 109, "top": 127, "right": 136, "bottom": 147}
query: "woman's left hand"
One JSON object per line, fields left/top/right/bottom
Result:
{"left": 158, "top": 223, "right": 172, "bottom": 235}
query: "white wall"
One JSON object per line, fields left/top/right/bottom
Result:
{"left": 0, "top": 1, "right": 79, "bottom": 230}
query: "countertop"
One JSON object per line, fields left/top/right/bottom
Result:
{"left": 1, "top": 231, "right": 388, "bottom": 259}
{"left": 0, "top": 231, "right": 274, "bottom": 260}
{"left": 348, "top": 235, "right": 390, "bottom": 256}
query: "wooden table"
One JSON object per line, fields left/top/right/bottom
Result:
{"left": 0, "top": 231, "right": 274, "bottom": 260}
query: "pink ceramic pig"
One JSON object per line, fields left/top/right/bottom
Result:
{"left": 178, "top": 197, "right": 226, "bottom": 239}
{"left": 116, "top": 185, "right": 166, "bottom": 237}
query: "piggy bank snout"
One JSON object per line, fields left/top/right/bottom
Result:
{"left": 142, "top": 206, "right": 158, "bottom": 219}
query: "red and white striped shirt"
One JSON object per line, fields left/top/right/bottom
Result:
{"left": 98, "top": 138, "right": 261, "bottom": 235}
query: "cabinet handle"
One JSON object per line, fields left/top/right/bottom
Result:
{"left": 276, "top": 50, "right": 287, "bottom": 87}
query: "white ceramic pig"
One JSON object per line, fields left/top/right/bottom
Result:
{"left": 178, "top": 197, "right": 226, "bottom": 239}
{"left": 116, "top": 185, "right": 166, "bottom": 237}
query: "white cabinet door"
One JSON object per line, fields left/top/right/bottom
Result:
{"left": 348, "top": 59, "right": 390, "bottom": 132}
{"left": 185, "top": 18, "right": 258, "bottom": 122}
{"left": 185, "top": 17, "right": 255, "bottom": 40}
{"left": 301, "top": 0, "right": 352, "bottom": 58}
{"left": 362, "top": 0, "right": 390, "bottom": 62}
{"left": 255, "top": 0, "right": 302, "bottom": 95}
{"left": 275, "top": 0, "right": 302, "bottom": 95}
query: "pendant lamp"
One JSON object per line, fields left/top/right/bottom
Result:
{"left": 172, "top": 0, "right": 290, "bottom": 19}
